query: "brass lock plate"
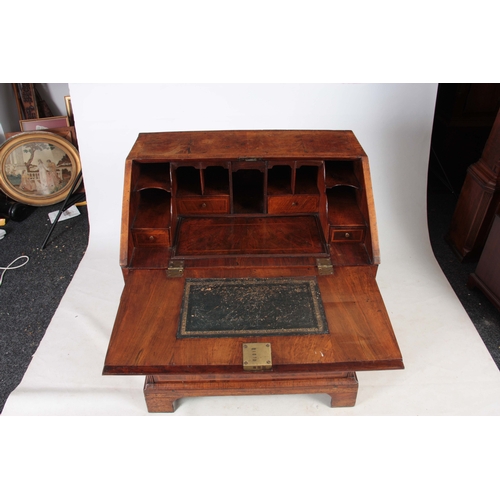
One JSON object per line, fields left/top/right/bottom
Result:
{"left": 167, "top": 260, "right": 184, "bottom": 277}
{"left": 316, "top": 258, "right": 333, "bottom": 275}
{"left": 243, "top": 343, "right": 272, "bottom": 371}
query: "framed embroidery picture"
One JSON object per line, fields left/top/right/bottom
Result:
{"left": 0, "top": 131, "right": 82, "bottom": 206}
{"left": 20, "top": 116, "right": 70, "bottom": 132}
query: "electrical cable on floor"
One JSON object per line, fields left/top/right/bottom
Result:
{"left": 0, "top": 256, "right": 30, "bottom": 286}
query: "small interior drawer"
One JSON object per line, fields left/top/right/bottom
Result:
{"left": 177, "top": 197, "right": 229, "bottom": 214}
{"left": 133, "top": 229, "right": 170, "bottom": 246}
{"left": 330, "top": 229, "right": 364, "bottom": 242}
{"left": 267, "top": 195, "right": 319, "bottom": 214}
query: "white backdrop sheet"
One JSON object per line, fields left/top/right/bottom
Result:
{"left": 3, "top": 83, "right": 500, "bottom": 415}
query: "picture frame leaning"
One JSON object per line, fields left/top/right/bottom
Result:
{"left": 0, "top": 131, "right": 82, "bottom": 206}
{"left": 20, "top": 115, "right": 70, "bottom": 132}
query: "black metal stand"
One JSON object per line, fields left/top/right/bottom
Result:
{"left": 41, "top": 171, "right": 85, "bottom": 249}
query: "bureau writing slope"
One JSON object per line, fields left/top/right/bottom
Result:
{"left": 103, "top": 130, "right": 404, "bottom": 412}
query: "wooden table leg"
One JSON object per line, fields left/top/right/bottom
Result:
{"left": 329, "top": 372, "right": 358, "bottom": 407}
{"left": 144, "top": 376, "right": 177, "bottom": 412}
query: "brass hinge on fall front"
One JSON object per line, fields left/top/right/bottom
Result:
{"left": 167, "top": 260, "right": 184, "bottom": 277}
{"left": 243, "top": 343, "right": 272, "bottom": 371}
{"left": 316, "top": 258, "right": 334, "bottom": 275}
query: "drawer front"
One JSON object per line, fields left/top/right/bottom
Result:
{"left": 177, "top": 197, "right": 229, "bottom": 215}
{"left": 267, "top": 195, "right": 319, "bottom": 214}
{"left": 133, "top": 229, "right": 171, "bottom": 246}
{"left": 330, "top": 229, "right": 364, "bottom": 243}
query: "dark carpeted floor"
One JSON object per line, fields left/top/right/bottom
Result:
{"left": 427, "top": 170, "right": 500, "bottom": 369}
{"left": 0, "top": 198, "right": 89, "bottom": 413}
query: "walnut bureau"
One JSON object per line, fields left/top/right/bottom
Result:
{"left": 103, "top": 130, "right": 404, "bottom": 412}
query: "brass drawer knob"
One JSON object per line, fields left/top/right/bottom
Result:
{"left": 201, "top": 202, "right": 207, "bottom": 208}
{"left": 149, "top": 235, "right": 155, "bottom": 241}
{"left": 345, "top": 232, "right": 351, "bottom": 238}
{"left": 291, "top": 202, "right": 298, "bottom": 206}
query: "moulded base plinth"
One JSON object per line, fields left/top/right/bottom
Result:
{"left": 143, "top": 370, "right": 358, "bottom": 413}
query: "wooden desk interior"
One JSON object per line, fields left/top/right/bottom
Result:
{"left": 104, "top": 130, "right": 404, "bottom": 412}
{"left": 174, "top": 215, "right": 328, "bottom": 257}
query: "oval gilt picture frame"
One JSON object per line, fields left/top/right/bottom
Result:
{"left": 0, "top": 131, "right": 82, "bottom": 206}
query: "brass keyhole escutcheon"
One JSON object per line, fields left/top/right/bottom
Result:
{"left": 243, "top": 343, "right": 272, "bottom": 370}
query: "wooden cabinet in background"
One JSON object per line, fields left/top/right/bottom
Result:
{"left": 104, "top": 130, "right": 404, "bottom": 412}
{"left": 447, "top": 108, "right": 500, "bottom": 261}
{"left": 468, "top": 211, "right": 500, "bottom": 312}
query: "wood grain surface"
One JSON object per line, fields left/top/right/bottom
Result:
{"left": 108, "top": 130, "right": 402, "bottom": 411}
{"left": 104, "top": 266, "right": 403, "bottom": 374}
